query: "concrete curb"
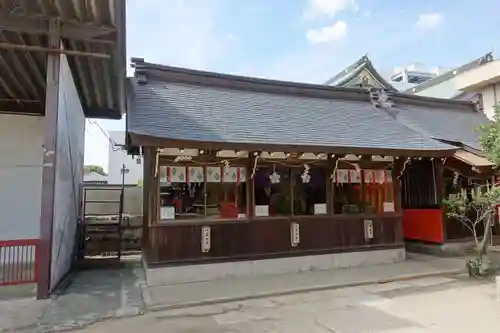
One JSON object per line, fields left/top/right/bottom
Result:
{"left": 146, "top": 268, "right": 464, "bottom": 312}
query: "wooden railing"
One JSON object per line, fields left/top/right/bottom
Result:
{"left": 0, "top": 239, "right": 39, "bottom": 286}
{"left": 145, "top": 214, "right": 402, "bottom": 265}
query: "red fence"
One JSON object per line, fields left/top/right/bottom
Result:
{"left": 0, "top": 239, "right": 39, "bottom": 286}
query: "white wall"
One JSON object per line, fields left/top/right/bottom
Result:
{"left": 0, "top": 114, "right": 44, "bottom": 240}
{"left": 50, "top": 54, "right": 86, "bottom": 290}
{"left": 414, "top": 78, "right": 459, "bottom": 99}
{"left": 480, "top": 83, "right": 500, "bottom": 119}
{"left": 107, "top": 131, "right": 143, "bottom": 185}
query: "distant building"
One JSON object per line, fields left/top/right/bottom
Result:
{"left": 454, "top": 57, "right": 500, "bottom": 120}
{"left": 83, "top": 172, "right": 108, "bottom": 184}
{"left": 107, "top": 131, "right": 143, "bottom": 185}
{"left": 389, "top": 63, "right": 448, "bottom": 91}
{"left": 403, "top": 52, "right": 493, "bottom": 100}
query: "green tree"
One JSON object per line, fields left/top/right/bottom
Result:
{"left": 84, "top": 165, "right": 107, "bottom": 176}
{"left": 444, "top": 104, "right": 500, "bottom": 276}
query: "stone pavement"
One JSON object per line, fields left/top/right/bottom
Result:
{"left": 0, "top": 254, "right": 466, "bottom": 332}
{"left": 77, "top": 275, "right": 500, "bottom": 332}
{"left": 0, "top": 257, "right": 146, "bottom": 333}
{"left": 142, "top": 253, "right": 465, "bottom": 310}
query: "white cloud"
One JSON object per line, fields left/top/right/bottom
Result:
{"left": 415, "top": 13, "right": 443, "bottom": 30}
{"left": 306, "top": 21, "right": 347, "bottom": 44}
{"left": 86, "top": 0, "right": 234, "bottom": 167}
{"left": 304, "top": 0, "right": 358, "bottom": 20}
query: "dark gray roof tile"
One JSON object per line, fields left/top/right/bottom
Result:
{"left": 128, "top": 79, "right": 453, "bottom": 153}
{"left": 389, "top": 104, "right": 489, "bottom": 150}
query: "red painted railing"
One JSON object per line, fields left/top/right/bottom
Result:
{"left": 0, "top": 239, "right": 40, "bottom": 286}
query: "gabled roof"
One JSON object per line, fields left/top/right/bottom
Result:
{"left": 324, "top": 55, "right": 397, "bottom": 92}
{"left": 404, "top": 52, "right": 493, "bottom": 95}
{"left": 127, "top": 60, "right": 455, "bottom": 157}
{"left": 384, "top": 93, "right": 490, "bottom": 151}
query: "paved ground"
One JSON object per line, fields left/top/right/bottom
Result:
{"left": 143, "top": 254, "right": 465, "bottom": 310}
{"left": 0, "top": 254, "right": 477, "bottom": 332}
{"left": 78, "top": 275, "right": 500, "bottom": 333}
{"left": 0, "top": 258, "right": 145, "bottom": 333}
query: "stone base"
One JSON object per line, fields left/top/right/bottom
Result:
{"left": 144, "top": 248, "right": 406, "bottom": 287}
{"left": 405, "top": 240, "right": 475, "bottom": 257}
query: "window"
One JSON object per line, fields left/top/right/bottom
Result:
{"left": 253, "top": 165, "right": 327, "bottom": 217}
{"left": 158, "top": 165, "right": 247, "bottom": 221}
{"left": 334, "top": 169, "right": 394, "bottom": 214}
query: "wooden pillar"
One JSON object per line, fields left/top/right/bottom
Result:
{"left": 141, "top": 147, "right": 152, "bottom": 248}
{"left": 246, "top": 153, "right": 255, "bottom": 218}
{"left": 392, "top": 158, "right": 404, "bottom": 243}
{"left": 433, "top": 158, "right": 447, "bottom": 241}
{"left": 326, "top": 156, "right": 337, "bottom": 215}
{"left": 37, "top": 19, "right": 60, "bottom": 300}
{"left": 149, "top": 148, "right": 159, "bottom": 224}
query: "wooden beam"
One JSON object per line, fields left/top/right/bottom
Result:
{"left": 0, "top": 12, "right": 116, "bottom": 40}
{"left": 0, "top": 42, "right": 111, "bottom": 58}
{"left": 37, "top": 18, "right": 60, "bottom": 300}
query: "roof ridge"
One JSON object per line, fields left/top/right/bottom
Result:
{"left": 131, "top": 59, "right": 373, "bottom": 103}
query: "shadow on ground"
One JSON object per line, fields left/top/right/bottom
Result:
{"left": 27, "top": 256, "right": 146, "bottom": 332}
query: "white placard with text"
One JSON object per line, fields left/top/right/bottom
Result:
{"left": 314, "top": 203, "right": 327, "bottom": 215}
{"left": 160, "top": 206, "right": 176, "bottom": 220}
{"left": 255, "top": 205, "right": 269, "bottom": 217}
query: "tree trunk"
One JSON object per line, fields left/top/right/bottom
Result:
{"left": 479, "top": 212, "right": 493, "bottom": 274}
{"left": 479, "top": 213, "right": 492, "bottom": 257}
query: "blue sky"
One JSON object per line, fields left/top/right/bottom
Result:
{"left": 85, "top": 0, "right": 500, "bottom": 170}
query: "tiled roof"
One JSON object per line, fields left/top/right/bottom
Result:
{"left": 127, "top": 62, "right": 455, "bottom": 155}
{"left": 385, "top": 97, "right": 489, "bottom": 150}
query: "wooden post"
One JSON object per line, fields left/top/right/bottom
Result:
{"left": 37, "top": 19, "right": 60, "bottom": 299}
{"left": 141, "top": 147, "right": 152, "bottom": 248}
{"left": 246, "top": 153, "right": 255, "bottom": 218}
{"left": 326, "top": 156, "right": 337, "bottom": 215}
{"left": 392, "top": 158, "right": 404, "bottom": 243}
{"left": 433, "top": 158, "right": 447, "bottom": 241}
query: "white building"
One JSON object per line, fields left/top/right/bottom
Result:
{"left": 0, "top": 2, "right": 126, "bottom": 299}
{"left": 454, "top": 59, "right": 500, "bottom": 120}
{"left": 107, "top": 131, "right": 143, "bottom": 185}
